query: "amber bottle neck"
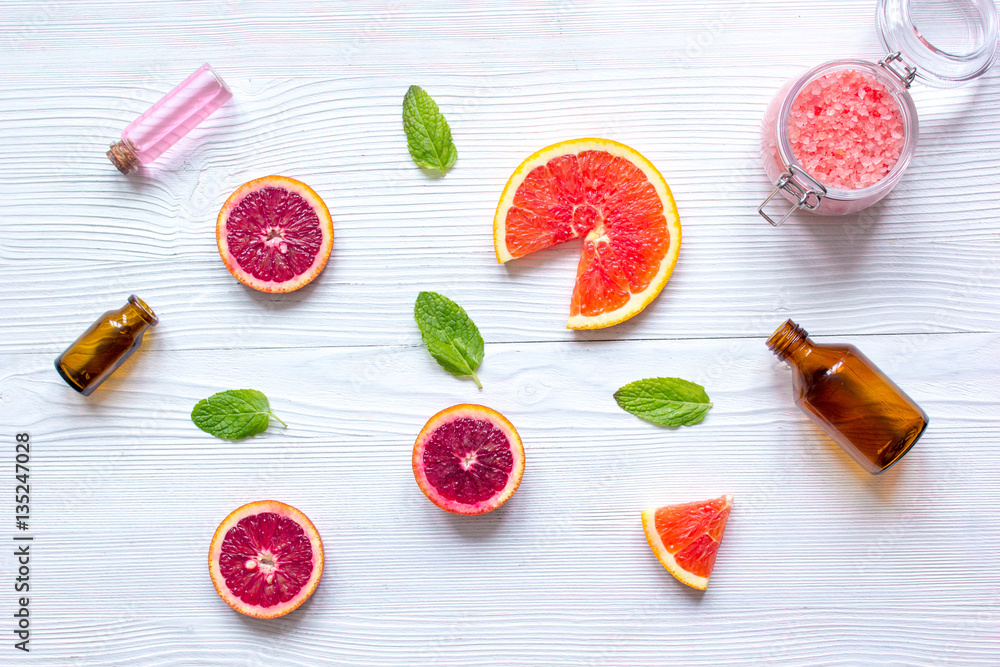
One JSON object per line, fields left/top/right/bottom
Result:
{"left": 119, "top": 294, "right": 158, "bottom": 332}
{"left": 766, "top": 319, "right": 814, "bottom": 364}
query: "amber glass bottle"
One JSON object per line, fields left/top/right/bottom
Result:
{"left": 766, "top": 319, "right": 928, "bottom": 474}
{"left": 55, "top": 295, "right": 158, "bottom": 396}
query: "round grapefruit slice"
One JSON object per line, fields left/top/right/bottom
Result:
{"left": 494, "top": 138, "right": 681, "bottom": 329}
{"left": 217, "top": 175, "right": 333, "bottom": 293}
{"left": 209, "top": 500, "right": 324, "bottom": 619}
{"left": 641, "top": 494, "right": 732, "bottom": 590}
{"left": 412, "top": 404, "right": 525, "bottom": 515}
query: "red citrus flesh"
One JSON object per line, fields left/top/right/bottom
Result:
{"left": 494, "top": 138, "right": 681, "bottom": 329}
{"left": 217, "top": 175, "right": 333, "bottom": 293}
{"left": 412, "top": 404, "right": 525, "bottom": 515}
{"left": 642, "top": 494, "right": 732, "bottom": 590}
{"left": 209, "top": 500, "right": 324, "bottom": 618}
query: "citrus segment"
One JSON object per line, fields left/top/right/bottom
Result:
{"left": 209, "top": 500, "right": 324, "bottom": 619}
{"left": 412, "top": 404, "right": 525, "bottom": 515}
{"left": 641, "top": 494, "right": 732, "bottom": 590}
{"left": 217, "top": 175, "right": 333, "bottom": 293}
{"left": 494, "top": 138, "right": 681, "bottom": 329}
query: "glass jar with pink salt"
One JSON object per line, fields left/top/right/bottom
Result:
{"left": 759, "top": 0, "right": 999, "bottom": 224}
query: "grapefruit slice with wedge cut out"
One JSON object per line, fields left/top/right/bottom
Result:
{"left": 642, "top": 494, "right": 732, "bottom": 590}
{"left": 217, "top": 175, "right": 333, "bottom": 293}
{"left": 494, "top": 138, "right": 681, "bottom": 329}
{"left": 412, "top": 404, "right": 525, "bottom": 515}
{"left": 209, "top": 500, "right": 324, "bottom": 618}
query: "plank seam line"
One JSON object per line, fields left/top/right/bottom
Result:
{"left": 1, "top": 329, "right": 991, "bottom": 357}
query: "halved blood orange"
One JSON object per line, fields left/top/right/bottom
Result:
{"left": 412, "top": 404, "right": 525, "bottom": 515}
{"left": 641, "top": 494, "right": 732, "bottom": 590}
{"left": 494, "top": 138, "right": 681, "bottom": 329}
{"left": 209, "top": 500, "right": 324, "bottom": 619}
{"left": 217, "top": 175, "right": 333, "bottom": 293}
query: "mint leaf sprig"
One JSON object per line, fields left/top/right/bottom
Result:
{"left": 414, "top": 291, "right": 484, "bottom": 388}
{"left": 402, "top": 85, "right": 457, "bottom": 175}
{"left": 614, "top": 377, "right": 713, "bottom": 427}
{"left": 191, "top": 389, "right": 286, "bottom": 440}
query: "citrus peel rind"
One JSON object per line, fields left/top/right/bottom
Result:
{"left": 216, "top": 175, "right": 334, "bottom": 293}
{"left": 493, "top": 138, "right": 681, "bottom": 329}
{"left": 641, "top": 494, "right": 732, "bottom": 591}
{"left": 209, "top": 500, "right": 324, "bottom": 619}
{"left": 412, "top": 404, "right": 525, "bottom": 516}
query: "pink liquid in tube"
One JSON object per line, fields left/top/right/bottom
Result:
{"left": 107, "top": 64, "right": 232, "bottom": 174}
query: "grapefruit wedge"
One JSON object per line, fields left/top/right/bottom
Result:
{"left": 209, "top": 500, "right": 324, "bottom": 618}
{"left": 494, "top": 138, "right": 681, "bottom": 329}
{"left": 413, "top": 404, "right": 525, "bottom": 515}
{"left": 642, "top": 494, "right": 732, "bottom": 590}
{"left": 217, "top": 175, "right": 333, "bottom": 293}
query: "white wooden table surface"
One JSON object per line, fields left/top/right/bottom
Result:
{"left": 2, "top": 1, "right": 999, "bottom": 665}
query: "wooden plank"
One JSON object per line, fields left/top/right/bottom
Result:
{"left": 1, "top": 335, "right": 998, "bottom": 664}
{"left": 1, "top": 7, "right": 998, "bottom": 353}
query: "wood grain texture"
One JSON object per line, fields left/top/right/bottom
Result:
{"left": 2, "top": 335, "right": 999, "bottom": 665}
{"left": 1, "top": 0, "right": 999, "bottom": 665}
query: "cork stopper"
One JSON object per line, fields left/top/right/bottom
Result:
{"left": 107, "top": 139, "right": 139, "bottom": 175}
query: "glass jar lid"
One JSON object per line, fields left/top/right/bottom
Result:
{"left": 877, "top": 0, "right": 999, "bottom": 86}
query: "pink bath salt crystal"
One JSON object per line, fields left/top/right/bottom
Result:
{"left": 788, "top": 69, "right": 905, "bottom": 190}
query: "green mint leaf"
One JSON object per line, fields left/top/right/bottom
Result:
{"left": 402, "top": 85, "right": 457, "bottom": 175}
{"left": 191, "top": 389, "right": 287, "bottom": 440}
{"left": 614, "top": 377, "right": 713, "bottom": 427}
{"left": 414, "top": 291, "right": 484, "bottom": 388}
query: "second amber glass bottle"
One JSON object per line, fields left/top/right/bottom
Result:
{"left": 767, "top": 319, "right": 928, "bottom": 474}
{"left": 55, "top": 295, "right": 158, "bottom": 396}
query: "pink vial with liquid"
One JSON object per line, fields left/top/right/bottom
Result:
{"left": 107, "top": 64, "right": 232, "bottom": 174}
